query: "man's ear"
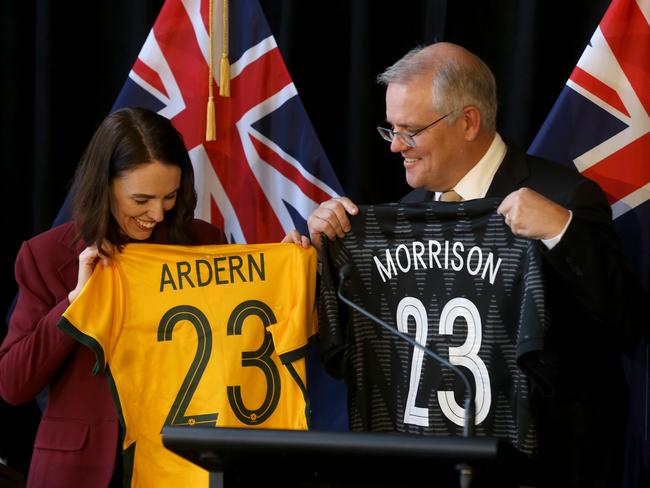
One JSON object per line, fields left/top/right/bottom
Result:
{"left": 460, "top": 105, "right": 481, "bottom": 141}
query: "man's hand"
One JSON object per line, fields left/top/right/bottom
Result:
{"left": 307, "top": 197, "right": 359, "bottom": 250}
{"left": 497, "top": 188, "right": 571, "bottom": 240}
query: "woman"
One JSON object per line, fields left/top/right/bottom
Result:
{"left": 0, "top": 107, "right": 308, "bottom": 487}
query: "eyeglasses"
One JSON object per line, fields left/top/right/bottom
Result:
{"left": 376, "top": 111, "right": 454, "bottom": 148}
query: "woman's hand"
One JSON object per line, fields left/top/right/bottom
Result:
{"left": 281, "top": 230, "right": 311, "bottom": 248}
{"left": 68, "top": 244, "right": 114, "bottom": 303}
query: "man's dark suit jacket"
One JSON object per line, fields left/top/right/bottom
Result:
{"left": 402, "top": 146, "right": 647, "bottom": 487}
{"left": 0, "top": 219, "right": 226, "bottom": 488}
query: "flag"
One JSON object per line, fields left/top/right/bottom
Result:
{"left": 113, "top": 0, "right": 342, "bottom": 244}
{"left": 529, "top": 0, "right": 650, "bottom": 287}
{"left": 528, "top": 0, "right": 649, "bottom": 484}
{"left": 56, "top": 0, "right": 348, "bottom": 431}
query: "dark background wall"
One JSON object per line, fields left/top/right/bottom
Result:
{"left": 0, "top": 0, "right": 611, "bottom": 476}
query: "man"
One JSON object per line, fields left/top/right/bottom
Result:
{"left": 308, "top": 42, "right": 647, "bottom": 486}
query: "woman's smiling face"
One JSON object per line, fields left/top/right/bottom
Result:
{"left": 109, "top": 160, "right": 181, "bottom": 240}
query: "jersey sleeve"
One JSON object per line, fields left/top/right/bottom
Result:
{"left": 267, "top": 245, "right": 318, "bottom": 364}
{"left": 317, "top": 237, "right": 349, "bottom": 379}
{"left": 58, "top": 262, "right": 124, "bottom": 375}
{"left": 516, "top": 240, "right": 554, "bottom": 395}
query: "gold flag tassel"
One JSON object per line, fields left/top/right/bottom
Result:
{"left": 205, "top": 0, "right": 216, "bottom": 141}
{"left": 219, "top": 0, "right": 230, "bottom": 97}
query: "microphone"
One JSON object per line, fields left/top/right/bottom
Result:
{"left": 337, "top": 263, "right": 476, "bottom": 487}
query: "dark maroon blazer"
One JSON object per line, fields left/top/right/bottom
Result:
{"left": 0, "top": 219, "right": 226, "bottom": 488}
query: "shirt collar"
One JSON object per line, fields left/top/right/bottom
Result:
{"left": 435, "top": 133, "right": 507, "bottom": 201}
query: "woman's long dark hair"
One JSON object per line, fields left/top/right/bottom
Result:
{"left": 71, "top": 107, "right": 197, "bottom": 254}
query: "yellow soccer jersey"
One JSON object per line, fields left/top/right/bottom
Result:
{"left": 60, "top": 242, "right": 318, "bottom": 488}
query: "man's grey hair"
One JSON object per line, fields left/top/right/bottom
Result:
{"left": 377, "top": 44, "right": 497, "bottom": 132}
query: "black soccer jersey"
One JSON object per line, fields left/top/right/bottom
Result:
{"left": 319, "top": 198, "right": 551, "bottom": 456}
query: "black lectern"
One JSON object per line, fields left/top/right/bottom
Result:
{"left": 162, "top": 426, "right": 522, "bottom": 487}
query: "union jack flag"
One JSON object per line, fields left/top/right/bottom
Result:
{"left": 529, "top": 0, "right": 649, "bottom": 288}
{"left": 528, "top": 0, "right": 649, "bottom": 484}
{"left": 112, "top": 0, "right": 342, "bottom": 244}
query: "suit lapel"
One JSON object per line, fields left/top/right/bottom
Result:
{"left": 400, "top": 187, "right": 434, "bottom": 203}
{"left": 486, "top": 146, "right": 529, "bottom": 198}
{"left": 56, "top": 223, "right": 86, "bottom": 289}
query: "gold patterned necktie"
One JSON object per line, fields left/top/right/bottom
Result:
{"left": 440, "top": 190, "right": 462, "bottom": 202}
